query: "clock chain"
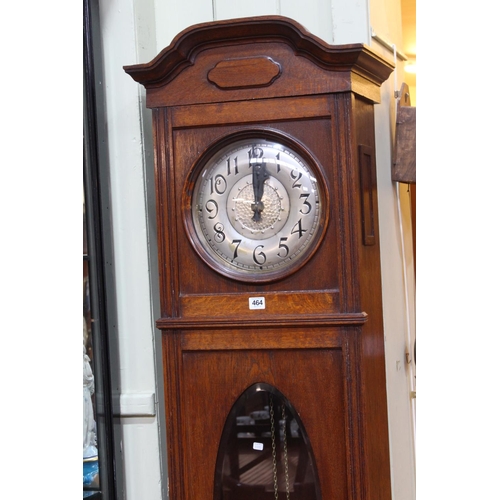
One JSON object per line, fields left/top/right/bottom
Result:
{"left": 269, "top": 395, "right": 291, "bottom": 500}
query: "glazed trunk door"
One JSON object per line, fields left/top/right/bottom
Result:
{"left": 169, "top": 330, "right": 355, "bottom": 500}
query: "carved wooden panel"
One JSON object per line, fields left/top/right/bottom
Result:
{"left": 207, "top": 57, "right": 281, "bottom": 89}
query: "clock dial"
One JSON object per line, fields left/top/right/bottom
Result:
{"left": 189, "top": 136, "right": 326, "bottom": 281}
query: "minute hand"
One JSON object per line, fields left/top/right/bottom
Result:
{"left": 251, "top": 149, "right": 269, "bottom": 222}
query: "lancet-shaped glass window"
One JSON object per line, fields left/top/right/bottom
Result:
{"left": 214, "top": 383, "right": 321, "bottom": 499}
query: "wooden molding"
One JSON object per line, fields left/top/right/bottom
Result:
{"left": 124, "top": 16, "right": 394, "bottom": 92}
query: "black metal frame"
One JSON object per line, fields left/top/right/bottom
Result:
{"left": 84, "top": 0, "right": 117, "bottom": 498}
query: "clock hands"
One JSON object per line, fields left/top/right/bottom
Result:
{"left": 250, "top": 146, "right": 269, "bottom": 222}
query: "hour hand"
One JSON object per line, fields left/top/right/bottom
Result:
{"left": 251, "top": 148, "right": 269, "bottom": 222}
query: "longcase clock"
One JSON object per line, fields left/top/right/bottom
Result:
{"left": 125, "top": 16, "right": 394, "bottom": 500}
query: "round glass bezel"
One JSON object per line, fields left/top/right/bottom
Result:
{"left": 183, "top": 129, "right": 329, "bottom": 283}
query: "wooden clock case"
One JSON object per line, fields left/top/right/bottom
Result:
{"left": 125, "top": 16, "right": 394, "bottom": 500}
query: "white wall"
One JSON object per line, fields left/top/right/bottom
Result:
{"left": 370, "top": 0, "right": 416, "bottom": 497}
{"left": 97, "top": 1, "right": 416, "bottom": 498}
{"left": 98, "top": 1, "right": 165, "bottom": 498}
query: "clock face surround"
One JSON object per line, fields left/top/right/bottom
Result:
{"left": 186, "top": 131, "right": 328, "bottom": 282}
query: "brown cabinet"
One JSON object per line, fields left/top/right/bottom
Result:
{"left": 125, "top": 16, "right": 394, "bottom": 499}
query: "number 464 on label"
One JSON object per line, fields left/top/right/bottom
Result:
{"left": 249, "top": 297, "right": 266, "bottom": 310}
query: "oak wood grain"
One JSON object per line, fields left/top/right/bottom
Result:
{"left": 207, "top": 56, "right": 281, "bottom": 89}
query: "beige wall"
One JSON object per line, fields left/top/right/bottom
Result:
{"left": 370, "top": 2, "right": 416, "bottom": 499}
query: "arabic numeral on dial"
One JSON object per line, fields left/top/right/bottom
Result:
{"left": 226, "top": 156, "right": 239, "bottom": 176}
{"left": 248, "top": 146, "right": 264, "bottom": 166}
{"left": 290, "top": 169, "right": 302, "bottom": 189}
{"left": 277, "top": 237, "right": 289, "bottom": 258}
{"left": 291, "top": 219, "right": 307, "bottom": 239}
{"left": 299, "top": 193, "right": 312, "bottom": 214}
{"left": 231, "top": 239, "right": 242, "bottom": 259}
{"left": 275, "top": 152, "right": 281, "bottom": 173}
{"left": 213, "top": 222, "right": 225, "bottom": 243}
{"left": 210, "top": 174, "right": 227, "bottom": 195}
{"left": 205, "top": 199, "right": 218, "bottom": 219}
{"left": 253, "top": 245, "right": 266, "bottom": 265}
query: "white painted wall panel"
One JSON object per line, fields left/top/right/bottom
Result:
{"left": 99, "top": 0, "right": 156, "bottom": 399}
{"left": 214, "top": 0, "right": 279, "bottom": 21}
{"left": 119, "top": 417, "right": 164, "bottom": 498}
{"left": 331, "top": 0, "right": 370, "bottom": 43}
{"left": 375, "top": 86, "right": 416, "bottom": 500}
{"left": 154, "top": 0, "right": 214, "bottom": 53}
{"left": 281, "top": 0, "right": 334, "bottom": 43}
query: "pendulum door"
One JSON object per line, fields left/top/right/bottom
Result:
{"left": 177, "top": 346, "right": 350, "bottom": 500}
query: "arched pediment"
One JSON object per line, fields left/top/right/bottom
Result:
{"left": 124, "top": 16, "right": 394, "bottom": 107}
